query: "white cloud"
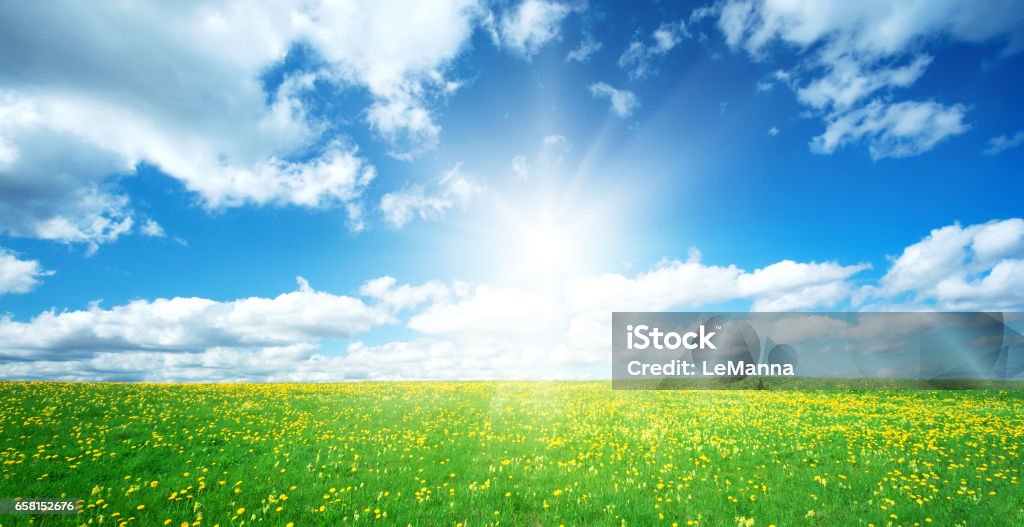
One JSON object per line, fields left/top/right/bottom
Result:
{"left": 393, "top": 252, "right": 869, "bottom": 379}
{"left": 12, "top": 217, "right": 1024, "bottom": 380}
{"left": 540, "top": 134, "right": 571, "bottom": 164}
{"left": 511, "top": 155, "right": 530, "bottom": 182}
{"left": 408, "top": 284, "right": 558, "bottom": 335}
{"left": 0, "top": 277, "right": 389, "bottom": 361}
{"left": 365, "top": 97, "right": 443, "bottom": 160}
{"left": 589, "top": 83, "right": 640, "bottom": 118}
{"left": 342, "top": 339, "right": 588, "bottom": 381}
{"left": 985, "top": 130, "right": 1024, "bottom": 155}
{"left": 618, "top": 20, "right": 688, "bottom": 79}
{"left": 0, "top": 345, "right": 315, "bottom": 382}
{"left": 717, "top": 0, "right": 1024, "bottom": 60}
{"left": 0, "top": 248, "right": 53, "bottom": 295}
{"left": 566, "top": 251, "right": 868, "bottom": 313}
{"left": 0, "top": 135, "right": 16, "bottom": 167}
{"left": 797, "top": 55, "right": 933, "bottom": 111}
{"left": 768, "top": 126, "right": 779, "bottom": 136}
{"left": 0, "top": 0, "right": 489, "bottom": 248}
{"left": 931, "top": 260, "right": 1024, "bottom": 310}
{"left": 359, "top": 276, "right": 450, "bottom": 311}
{"left": 0, "top": 337, "right": 593, "bottom": 382}
{"left": 810, "top": 99, "right": 969, "bottom": 160}
{"left": 542, "top": 134, "right": 569, "bottom": 148}
{"left": 495, "top": 0, "right": 578, "bottom": 58}
{"left": 738, "top": 260, "right": 870, "bottom": 311}
{"left": 566, "top": 35, "right": 602, "bottom": 62}
{"left": 878, "top": 224, "right": 977, "bottom": 297}
{"left": 380, "top": 188, "right": 450, "bottom": 228}
{"left": 0, "top": 94, "right": 136, "bottom": 249}
{"left": 566, "top": 255, "right": 742, "bottom": 313}
{"left": 140, "top": 219, "right": 166, "bottom": 237}
{"left": 262, "top": 0, "right": 483, "bottom": 160}
{"left": 871, "top": 218, "right": 1024, "bottom": 310}
{"left": 511, "top": 134, "right": 571, "bottom": 182}
{"left": 380, "top": 163, "right": 482, "bottom": 228}
{"left": 711, "top": 0, "right": 1024, "bottom": 158}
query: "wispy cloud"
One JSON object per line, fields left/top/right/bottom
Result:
{"left": 709, "top": 0, "right": 1023, "bottom": 159}
{"left": 985, "top": 131, "right": 1024, "bottom": 155}
{"left": 511, "top": 155, "right": 531, "bottom": 182}
{"left": 618, "top": 20, "right": 688, "bottom": 79}
{"left": 380, "top": 164, "right": 482, "bottom": 228}
{"left": 589, "top": 83, "right": 640, "bottom": 118}
{"left": 566, "top": 35, "right": 602, "bottom": 62}
{"left": 810, "top": 100, "right": 969, "bottom": 160}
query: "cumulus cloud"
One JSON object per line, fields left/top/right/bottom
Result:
{"left": 985, "top": 131, "right": 1024, "bottom": 155}
{"left": 366, "top": 253, "right": 858, "bottom": 376}
{"left": 740, "top": 260, "right": 871, "bottom": 311}
{"left": 0, "top": 277, "right": 389, "bottom": 362}
{"left": 366, "top": 97, "right": 443, "bottom": 161}
{"left": 0, "top": 0, "right": 491, "bottom": 248}
{"left": 589, "top": 83, "right": 640, "bottom": 118}
{"left": 395, "top": 251, "right": 870, "bottom": 378}
{"left": 0, "top": 345, "right": 318, "bottom": 383}
{"left": 409, "top": 284, "right": 559, "bottom": 335}
{"left": 709, "top": 0, "right": 1024, "bottom": 158}
{"left": 618, "top": 20, "right": 688, "bottom": 79}
{"left": 0, "top": 337, "right": 589, "bottom": 382}
{"left": 380, "top": 163, "right": 482, "bottom": 228}
{"left": 566, "top": 250, "right": 869, "bottom": 313}
{"left": 8, "top": 217, "right": 1024, "bottom": 380}
{"left": 870, "top": 218, "right": 1024, "bottom": 310}
{"left": 359, "top": 276, "right": 450, "bottom": 311}
{"left": 494, "top": 0, "right": 579, "bottom": 58}
{"left": 0, "top": 94, "right": 135, "bottom": 250}
{"left": 0, "top": 248, "right": 53, "bottom": 295}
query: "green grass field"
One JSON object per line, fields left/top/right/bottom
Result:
{"left": 1, "top": 382, "right": 1022, "bottom": 527}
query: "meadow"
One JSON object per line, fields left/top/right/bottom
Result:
{"left": 0, "top": 382, "right": 1021, "bottom": 527}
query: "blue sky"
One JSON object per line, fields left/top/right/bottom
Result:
{"left": 1, "top": 0, "right": 1023, "bottom": 381}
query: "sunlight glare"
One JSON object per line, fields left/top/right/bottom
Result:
{"left": 521, "top": 223, "right": 573, "bottom": 273}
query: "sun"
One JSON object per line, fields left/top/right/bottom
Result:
{"left": 459, "top": 173, "right": 620, "bottom": 286}
{"left": 521, "top": 223, "right": 573, "bottom": 273}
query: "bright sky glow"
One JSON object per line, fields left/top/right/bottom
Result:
{"left": 0, "top": 0, "right": 1022, "bottom": 381}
